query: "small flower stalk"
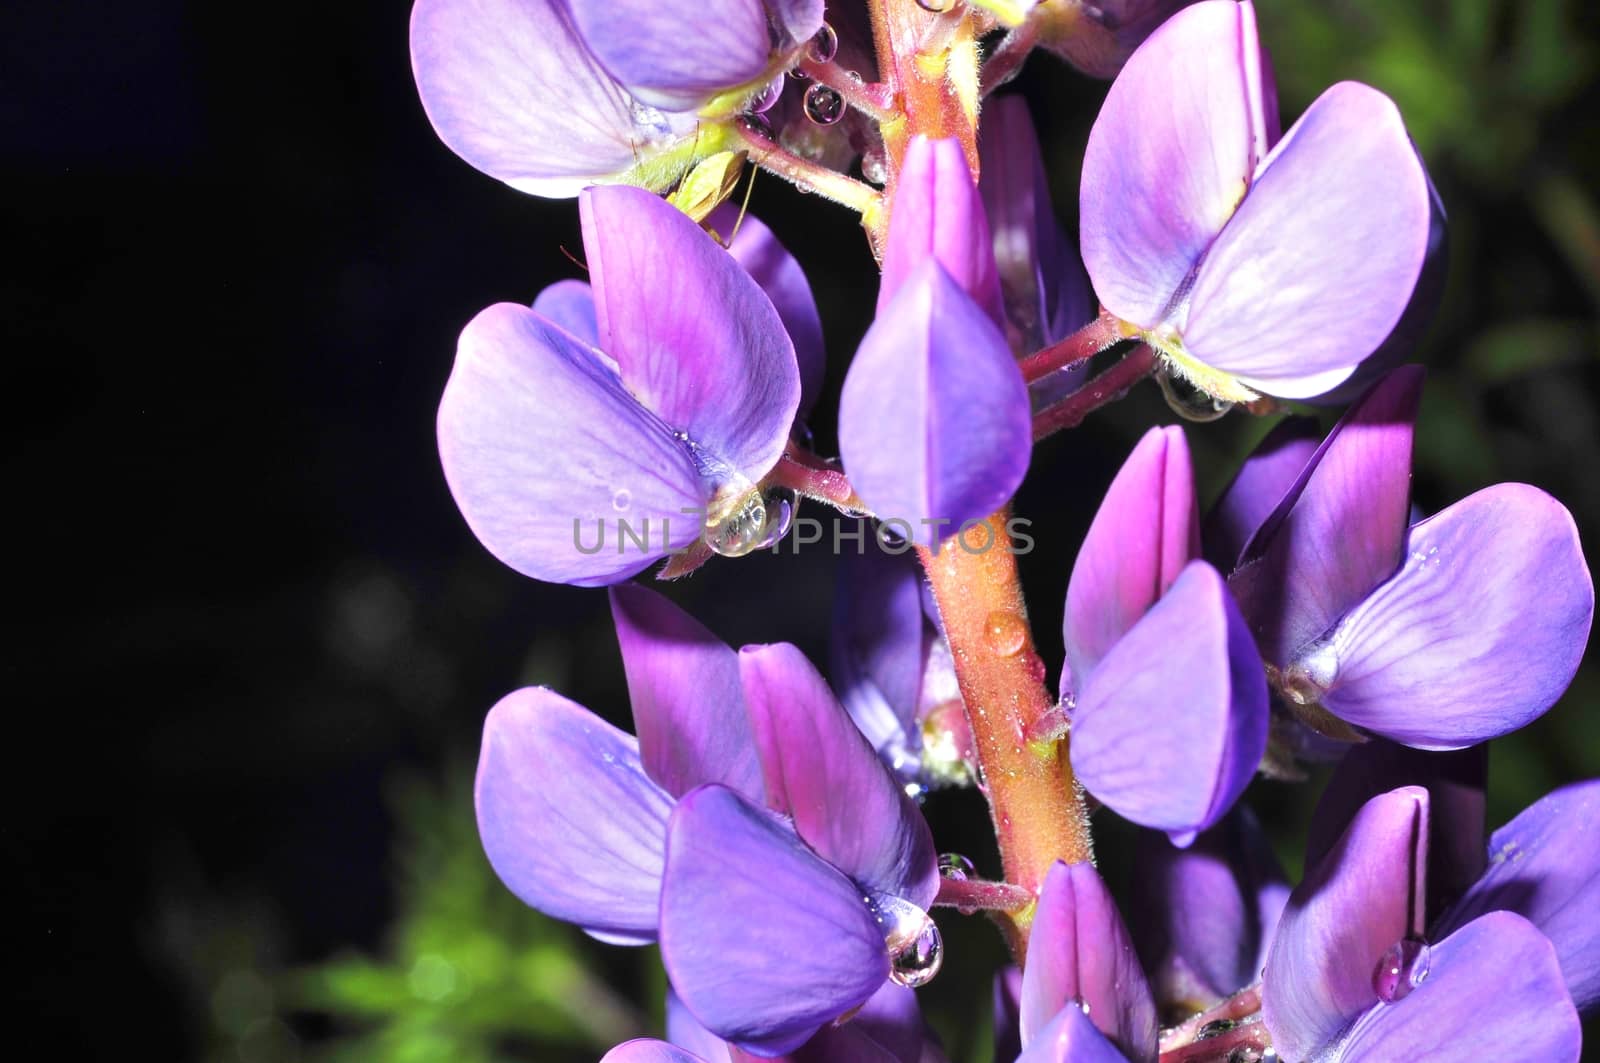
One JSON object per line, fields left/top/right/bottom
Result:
{"left": 413, "top": 0, "right": 1598, "bottom": 1059}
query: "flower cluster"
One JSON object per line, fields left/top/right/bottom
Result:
{"left": 412, "top": 1, "right": 1597, "bottom": 1060}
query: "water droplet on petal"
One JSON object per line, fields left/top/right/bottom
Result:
{"left": 937, "top": 853, "right": 975, "bottom": 881}
{"left": 611, "top": 488, "right": 632, "bottom": 512}
{"left": 867, "top": 896, "right": 943, "bottom": 988}
{"left": 807, "top": 22, "right": 839, "bottom": 63}
{"left": 860, "top": 144, "right": 888, "bottom": 186}
{"left": 802, "top": 83, "right": 844, "bottom": 126}
{"left": 1372, "top": 937, "right": 1430, "bottom": 1003}
{"left": 751, "top": 73, "right": 785, "bottom": 114}
{"left": 1157, "top": 368, "right": 1234, "bottom": 422}
{"left": 1227, "top": 1048, "right": 1265, "bottom": 1063}
{"left": 983, "top": 611, "right": 1027, "bottom": 656}
{"left": 704, "top": 486, "right": 797, "bottom": 556}
{"left": 738, "top": 111, "right": 776, "bottom": 141}
{"left": 917, "top": 0, "right": 955, "bottom": 10}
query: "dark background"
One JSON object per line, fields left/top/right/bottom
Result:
{"left": 6, "top": 1, "right": 1599, "bottom": 1059}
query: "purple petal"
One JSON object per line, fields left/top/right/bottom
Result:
{"left": 879, "top": 137, "right": 1006, "bottom": 326}
{"left": 792, "top": 982, "right": 927, "bottom": 1063}
{"left": 661, "top": 786, "right": 889, "bottom": 1057}
{"left": 740, "top": 643, "right": 939, "bottom": 908}
{"left": 437, "top": 303, "right": 703, "bottom": 586}
{"left": 1331, "top": 912, "right": 1579, "bottom": 1063}
{"left": 1436, "top": 780, "right": 1600, "bottom": 1012}
{"left": 1185, "top": 83, "right": 1433, "bottom": 399}
{"left": 1303, "top": 484, "right": 1594, "bottom": 748}
{"left": 602, "top": 1041, "right": 708, "bottom": 1063}
{"left": 838, "top": 261, "right": 1032, "bottom": 547}
{"left": 1080, "top": 0, "right": 1269, "bottom": 328}
{"left": 570, "top": 0, "right": 772, "bottom": 111}
{"left": 410, "top": 0, "right": 693, "bottom": 196}
{"left": 830, "top": 550, "right": 933, "bottom": 778}
{"left": 769, "top": 0, "right": 826, "bottom": 44}
{"left": 610, "top": 584, "right": 761, "bottom": 800}
{"left": 708, "top": 203, "right": 827, "bottom": 420}
{"left": 666, "top": 987, "right": 733, "bottom": 1062}
{"left": 978, "top": 96, "right": 1094, "bottom": 353}
{"left": 531, "top": 278, "right": 599, "bottom": 348}
{"left": 1021, "top": 862, "right": 1158, "bottom": 1062}
{"left": 1130, "top": 809, "right": 1289, "bottom": 1013}
{"left": 1305, "top": 742, "right": 1486, "bottom": 919}
{"left": 1071, "top": 562, "right": 1268, "bottom": 841}
{"left": 475, "top": 688, "right": 673, "bottom": 943}
{"left": 1202, "top": 416, "right": 1320, "bottom": 574}
{"left": 1262, "top": 787, "right": 1429, "bottom": 1061}
{"left": 1063, "top": 426, "right": 1199, "bottom": 689}
{"left": 1229, "top": 367, "right": 1422, "bottom": 668}
{"left": 1015, "top": 1001, "right": 1131, "bottom": 1063}
{"left": 581, "top": 185, "right": 800, "bottom": 483}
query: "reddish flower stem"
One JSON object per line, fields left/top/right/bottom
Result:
{"left": 1032, "top": 344, "right": 1158, "bottom": 442}
{"left": 917, "top": 511, "right": 1093, "bottom": 958}
{"left": 767, "top": 443, "right": 868, "bottom": 513}
{"left": 1159, "top": 984, "right": 1265, "bottom": 1054}
{"left": 932, "top": 876, "right": 1035, "bottom": 913}
{"left": 1018, "top": 310, "right": 1131, "bottom": 383}
{"left": 795, "top": 58, "right": 897, "bottom": 121}
{"left": 980, "top": 19, "right": 1041, "bottom": 96}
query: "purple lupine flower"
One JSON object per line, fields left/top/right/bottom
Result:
{"left": 829, "top": 547, "right": 971, "bottom": 794}
{"left": 1079, "top": 0, "right": 1434, "bottom": 402}
{"left": 437, "top": 185, "right": 803, "bottom": 586}
{"left": 659, "top": 642, "right": 940, "bottom": 1055}
{"left": 1316, "top": 748, "right": 1600, "bottom": 1017}
{"left": 977, "top": 95, "right": 1095, "bottom": 385}
{"left": 839, "top": 137, "right": 1032, "bottom": 546}
{"left": 473, "top": 584, "right": 756, "bottom": 943}
{"left": 1262, "top": 787, "right": 1584, "bottom": 1061}
{"left": 1016, "top": 861, "right": 1159, "bottom": 1062}
{"left": 411, "top": 0, "right": 822, "bottom": 196}
{"left": 1129, "top": 807, "right": 1289, "bottom": 1016}
{"left": 1226, "top": 368, "right": 1595, "bottom": 749}
{"left": 1060, "top": 426, "right": 1268, "bottom": 843}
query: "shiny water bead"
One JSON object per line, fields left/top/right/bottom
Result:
{"left": 1157, "top": 368, "right": 1235, "bottom": 422}
{"left": 738, "top": 111, "right": 776, "bottom": 142}
{"left": 868, "top": 895, "right": 945, "bottom": 988}
{"left": 611, "top": 488, "right": 632, "bottom": 512}
{"left": 803, "top": 83, "right": 844, "bottom": 126}
{"left": 1372, "top": 937, "right": 1431, "bottom": 1003}
{"left": 984, "top": 611, "right": 1028, "bottom": 656}
{"left": 807, "top": 22, "right": 839, "bottom": 63}
{"left": 937, "top": 853, "right": 975, "bottom": 881}
{"left": 750, "top": 73, "right": 785, "bottom": 114}
{"left": 916, "top": 0, "right": 955, "bottom": 11}
{"left": 752, "top": 485, "right": 797, "bottom": 550}
{"left": 1227, "top": 1048, "right": 1265, "bottom": 1063}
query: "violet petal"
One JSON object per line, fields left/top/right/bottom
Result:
{"left": 437, "top": 303, "right": 703, "bottom": 586}
{"left": 1261, "top": 787, "right": 1429, "bottom": 1061}
{"left": 740, "top": 643, "right": 939, "bottom": 908}
{"left": 838, "top": 261, "right": 1031, "bottom": 546}
{"left": 1021, "top": 862, "right": 1158, "bottom": 1062}
{"left": 660, "top": 785, "right": 889, "bottom": 1057}
{"left": 1015, "top": 1000, "right": 1131, "bottom": 1063}
{"left": 1202, "top": 416, "right": 1320, "bottom": 574}
{"left": 570, "top": 0, "right": 772, "bottom": 111}
{"left": 1071, "top": 562, "right": 1268, "bottom": 842}
{"left": 475, "top": 688, "right": 673, "bottom": 943}
{"left": 581, "top": 185, "right": 800, "bottom": 482}
{"left": 610, "top": 584, "right": 762, "bottom": 800}
{"left": 1331, "top": 912, "right": 1579, "bottom": 1063}
{"left": 1311, "top": 484, "right": 1594, "bottom": 749}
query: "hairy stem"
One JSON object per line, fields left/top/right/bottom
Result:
{"left": 918, "top": 511, "right": 1093, "bottom": 957}
{"left": 795, "top": 58, "right": 898, "bottom": 121}
{"left": 768, "top": 443, "right": 868, "bottom": 513}
{"left": 980, "top": 18, "right": 1040, "bottom": 96}
{"left": 933, "top": 875, "right": 1035, "bottom": 913}
{"left": 1019, "top": 310, "right": 1132, "bottom": 383}
{"left": 1032, "top": 343, "right": 1157, "bottom": 441}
